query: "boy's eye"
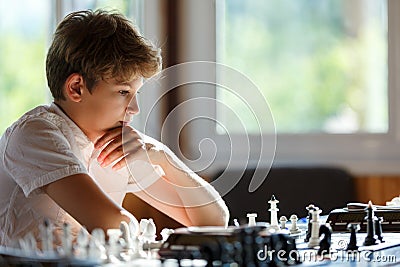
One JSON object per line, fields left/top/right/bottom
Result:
{"left": 118, "top": 90, "right": 130, "bottom": 96}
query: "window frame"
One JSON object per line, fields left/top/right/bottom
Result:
{"left": 164, "top": 0, "right": 400, "bottom": 176}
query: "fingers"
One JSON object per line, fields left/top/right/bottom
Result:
{"left": 96, "top": 126, "right": 148, "bottom": 169}
{"left": 100, "top": 138, "right": 145, "bottom": 168}
{"left": 111, "top": 158, "right": 127, "bottom": 170}
{"left": 95, "top": 127, "right": 122, "bottom": 149}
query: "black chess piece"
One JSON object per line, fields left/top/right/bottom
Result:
{"left": 346, "top": 223, "right": 360, "bottom": 251}
{"left": 318, "top": 224, "right": 332, "bottom": 257}
{"left": 363, "top": 201, "right": 377, "bottom": 246}
{"left": 374, "top": 217, "right": 385, "bottom": 243}
{"left": 304, "top": 204, "right": 315, "bottom": 242}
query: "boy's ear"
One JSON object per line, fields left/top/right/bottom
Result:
{"left": 65, "top": 73, "right": 84, "bottom": 102}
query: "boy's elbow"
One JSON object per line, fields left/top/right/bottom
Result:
{"left": 220, "top": 206, "right": 230, "bottom": 227}
{"left": 208, "top": 205, "right": 230, "bottom": 227}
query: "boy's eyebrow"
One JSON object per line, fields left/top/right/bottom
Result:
{"left": 116, "top": 81, "right": 132, "bottom": 87}
{"left": 116, "top": 77, "right": 143, "bottom": 87}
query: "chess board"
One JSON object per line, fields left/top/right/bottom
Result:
{"left": 1, "top": 196, "right": 399, "bottom": 267}
{"left": 1, "top": 228, "right": 400, "bottom": 266}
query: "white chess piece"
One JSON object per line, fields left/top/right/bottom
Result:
{"left": 131, "top": 235, "right": 146, "bottom": 259}
{"left": 120, "top": 221, "right": 133, "bottom": 249}
{"left": 91, "top": 228, "right": 106, "bottom": 246}
{"left": 88, "top": 239, "right": 106, "bottom": 262}
{"left": 18, "top": 238, "right": 29, "bottom": 254}
{"left": 289, "top": 214, "right": 301, "bottom": 234}
{"left": 308, "top": 207, "right": 322, "bottom": 248}
{"left": 107, "top": 228, "right": 122, "bottom": 262}
{"left": 279, "top": 216, "right": 288, "bottom": 230}
{"left": 247, "top": 213, "right": 257, "bottom": 227}
{"left": 160, "top": 228, "right": 174, "bottom": 242}
{"left": 268, "top": 195, "right": 280, "bottom": 231}
{"left": 19, "top": 232, "right": 37, "bottom": 255}
{"left": 20, "top": 232, "right": 37, "bottom": 255}
{"left": 139, "top": 219, "right": 148, "bottom": 235}
{"left": 88, "top": 228, "right": 106, "bottom": 261}
{"left": 140, "top": 218, "right": 157, "bottom": 243}
{"left": 62, "top": 223, "right": 73, "bottom": 256}
{"left": 129, "top": 220, "right": 139, "bottom": 237}
{"left": 39, "top": 219, "right": 54, "bottom": 255}
{"left": 75, "top": 227, "right": 90, "bottom": 259}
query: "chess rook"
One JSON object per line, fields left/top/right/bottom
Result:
{"left": 247, "top": 213, "right": 257, "bottom": 227}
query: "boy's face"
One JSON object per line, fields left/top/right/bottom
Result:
{"left": 81, "top": 76, "right": 142, "bottom": 138}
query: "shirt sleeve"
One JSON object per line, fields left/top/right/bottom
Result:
{"left": 3, "top": 117, "right": 88, "bottom": 197}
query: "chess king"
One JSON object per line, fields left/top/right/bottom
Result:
{"left": 0, "top": 9, "right": 229, "bottom": 248}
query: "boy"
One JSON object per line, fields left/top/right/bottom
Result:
{"left": 0, "top": 10, "right": 229, "bottom": 248}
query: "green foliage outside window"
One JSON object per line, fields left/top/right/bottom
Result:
{"left": 218, "top": 0, "right": 387, "bottom": 133}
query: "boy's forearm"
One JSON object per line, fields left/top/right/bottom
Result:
{"left": 148, "top": 147, "right": 230, "bottom": 227}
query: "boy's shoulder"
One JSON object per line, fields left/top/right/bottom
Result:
{"left": 6, "top": 104, "right": 63, "bottom": 133}
{"left": 2, "top": 104, "right": 78, "bottom": 144}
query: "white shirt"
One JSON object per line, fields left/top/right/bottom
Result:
{"left": 0, "top": 103, "right": 148, "bottom": 247}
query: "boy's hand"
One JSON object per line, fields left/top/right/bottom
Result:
{"left": 95, "top": 126, "right": 155, "bottom": 170}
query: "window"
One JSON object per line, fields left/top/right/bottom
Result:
{"left": 218, "top": 0, "right": 388, "bottom": 134}
{"left": 165, "top": 0, "right": 400, "bottom": 175}
{"left": 0, "top": 0, "right": 141, "bottom": 135}
{"left": 0, "top": 0, "right": 51, "bottom": 133}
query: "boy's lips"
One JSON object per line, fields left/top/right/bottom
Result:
{"left": 123, "top": 115, "right": 134, "bottom": 125}
{"left": 121, "top": 120, "right": 132, "bottom": 126}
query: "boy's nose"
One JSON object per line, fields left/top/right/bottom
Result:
{"left": 126, "top": 102, "right": 139, "bottom": 115}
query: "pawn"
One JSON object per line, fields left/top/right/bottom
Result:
{"left": 346, "top": 223, "right": 360, "bottom": 251}
{"left": 107, "top": 229, "right": 122, "bottom": 261}
{"left": 131, "top": 235, "right": 146, "bottom": 259}
{"left": 279, "top": 216, "right": 288, "bottom": 230}
{"left": 91, "top": 228, "right": 106, "bottom": 246}
{"left": 247, "top": 213, "right": 257, "bottom": 227}
{"left": 289, "top": 214, "right": 301, "bottom": 234}
{"left": 374, "top": 217, "right": 384, "bottom": 243}
{"left": 75, "top": 227, "right": 90, "bottom": 258}
{"left": 363, "top": 201, "right": 377, "bottom": 246}
{"left": 39, "top": 219, "right": 54, "bottom": 255}
{"left": 317, "top": 224, "right": 332, "bottom": 257}
{"left": 129, "top": 220, "right": 139, "bottom": 237}
{"left": 88, "top": 238, "right": 106, "bottom": 261}
{"left": 120, "top": 221, "right": 133, "bottom": 249}
{"left": 19, "top": 232, "right": 37, "bottom": 255}
{"left": 89, "top": 228, "right": 106, "bottom": 261}
{"left": 62, "top": 223, "right": 73, "bottom": 256}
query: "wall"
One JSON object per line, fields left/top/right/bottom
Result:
{"left": 354, "top": 175, "right": 400, "bottom": 205}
